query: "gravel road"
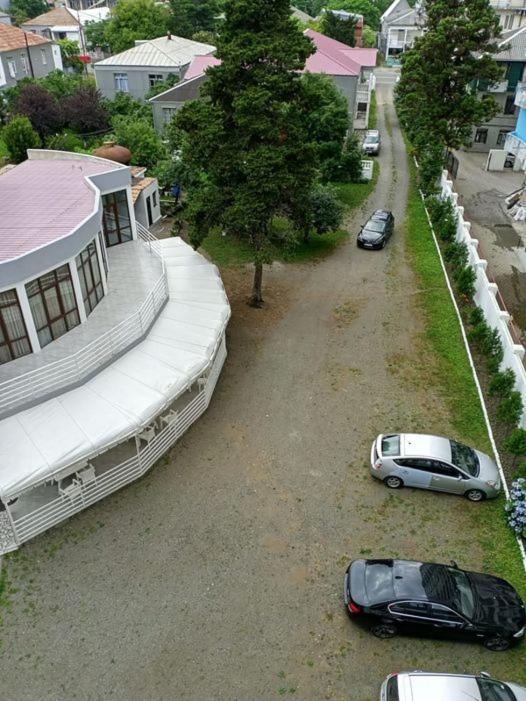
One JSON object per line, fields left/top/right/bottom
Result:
{"left": 0, "top": 70, "right": 523, "bottom": 701}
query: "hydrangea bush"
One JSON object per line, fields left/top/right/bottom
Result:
{"left": 506, "top": 479, "right": 526, "bottom": 538}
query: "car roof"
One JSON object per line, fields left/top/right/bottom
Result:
{"left": 363, "top": 559, "right": 461, "bottom": 606}
{"left": 401, "top": 433, "right": 452, "bottom": 461}
{"left": 398, "top": 673, "right": 481, "bottom": 701}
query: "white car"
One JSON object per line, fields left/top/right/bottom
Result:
{"left": 381, "top": 671, "right": 526, "bottom": 701}
{"left": 370, "top": 433, "right": 501, "bottom": 501}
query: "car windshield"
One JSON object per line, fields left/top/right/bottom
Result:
{"left": 381, "top": 435, "right": 400, "bottom": 456}
{"left": 364, "top": 221, "right": 384, "bottom": 233}
{"left": 423, "top": 565, "right": 475, "bottom": 620}
{"left": 476, "top": 679, "right": 516, "bottom": 701}
{"left": 450, "top": 439, "right": 479, "bottom": 476}
{"left": 365, "top": 135, "right": 379, "bottom": 143}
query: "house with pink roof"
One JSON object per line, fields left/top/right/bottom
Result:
{"left": 150, "top": 29, "right": 377, "bottom": 133}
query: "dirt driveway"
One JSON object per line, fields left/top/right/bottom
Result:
{"left": 0, "top": 72, "right": 524, "bottom": 700}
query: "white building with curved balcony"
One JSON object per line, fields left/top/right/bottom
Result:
{"left": 0, "top": 150, "right": 230, "bottom": 553}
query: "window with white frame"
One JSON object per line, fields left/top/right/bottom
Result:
{"left": 114, "top": 73, "right": 129, "bottom": 92}
{"left": 7, "top": 59, "right": 16, "bottom": 78}
{"left": 474, "top": 128, "right": 488, "bottom": 144}
{"left": 148, "top": 73, "right": 164, "bottom": 87}
{"left": 21, "top": 56, "right": 28, "bottom": 74}
{"left": 41, "top": 48, "right": 47, "bottom": 65}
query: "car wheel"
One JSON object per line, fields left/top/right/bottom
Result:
{"left": 384, "top": 476, "right": 403, "bottom": 489}
{"left": 465, "top": 489, "right": 485, "bottom": 502}
{"left": 381, "top": 240, "right": 386, "bottom": 249}
{"left": 371, "top": 623, "right": 397, "bottom": 639}
{"left": 483, "top": 636, "right": 511, "bottom": 652}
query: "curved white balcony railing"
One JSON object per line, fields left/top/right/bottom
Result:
{"left": 0, "top": 235, "right": 168, "bottom": 416}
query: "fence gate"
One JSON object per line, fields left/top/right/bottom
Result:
{"left": 445, "top": 151, "right": 459, "bottom": 179}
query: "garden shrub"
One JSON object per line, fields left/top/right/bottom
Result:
{"left": 503, "top": 427, "right": 526, "bottom": 460}
{"left": 505, "top": 478, "right": 526, "bottom": 538}
{"left": 469, "top": 306, "right": 485, "bottom": 326}
{"left": 514, "top": 461, "right": 526, "bottom": 479}
{"left": 489, "top": 369, "right": 516, "bottom": 397}
{"left": 444, "top": 241, "right": 468, "bottom": 268}
{"left": 434, "top": 198, "right": 457, "bottom": 243}
{"left": 496, "top": 390, "right": 524, "bottom": 427}
{"left": 454, "top": 266, "right": 476, "bottom": 298}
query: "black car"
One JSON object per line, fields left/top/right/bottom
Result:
{"left": 357, "top": 210, "right": 394, "bottom": 250}
{"left": 344, "top": 559, "right": 526, "bottom": 651}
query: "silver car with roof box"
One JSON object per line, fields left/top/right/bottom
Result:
{"left": 380, "top": 671, "right": 526, "bottom": 701}
{"left": 370, "top": 433, "right": 501, "bottom": 501}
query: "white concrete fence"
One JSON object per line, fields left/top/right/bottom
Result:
{"left": 440, "top": 170, "right": 526, "bottom": 426}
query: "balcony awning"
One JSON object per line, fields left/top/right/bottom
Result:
{"left": 0, "top": 238, "right": 230, "bottom": 500}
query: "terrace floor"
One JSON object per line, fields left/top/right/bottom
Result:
{"left": 0, "top": 239, "right": 164, "bottom": 387}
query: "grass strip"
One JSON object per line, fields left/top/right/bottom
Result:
{"left": 368, "top": 90, "right": 377, "bottom": 130}
{"left": 405, "top": 154, "right": 526, "bottom": 619}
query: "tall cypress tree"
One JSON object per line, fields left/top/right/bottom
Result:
{"left": 396, "top": 0, "right": 502, "bottom": 152}
{"left": 175, "top": 0, "right": 317, "bottom": 306}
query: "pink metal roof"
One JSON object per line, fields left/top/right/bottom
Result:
{"left": 0, "top": 159, "right": 119, "bottom": 264}
{"left": 184, "top": 54, "right": 220, "bottom": 80}
{"left": 182, "top": 30, "right": 377, "bottom": 83}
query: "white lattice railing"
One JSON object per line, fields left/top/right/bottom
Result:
{"left": 0, "top": 247, "right": 168, "bottom": 417}
{"left": 8, "top": 337, "right": 227, "bottom": 546}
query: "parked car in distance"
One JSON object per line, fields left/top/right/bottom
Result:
{"left": 344, "top": 558, "right": 526, "bottom": 651}
{"left": 363, "top": 129, "right": 381, "bottom": 155}
{"left": 370, "top": 433, "right": 501, "bottom": 501}
{"left": 381, "top": 671, "right": 526, "bottom": 701}
{"left": 357, "top": 210, "right": 394, "bottom": 250}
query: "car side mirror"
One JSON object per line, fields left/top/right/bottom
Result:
{"left": 450, "top": 560, "right": 459, "bottom": 569}
{"left": 480, "top": 672, "right": 491, "bottom": 679}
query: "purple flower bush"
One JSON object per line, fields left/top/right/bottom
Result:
{"left": 506, "top": 478, "right": 526, "bottom": 538}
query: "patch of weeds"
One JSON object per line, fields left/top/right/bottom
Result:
{"left": 277, "top": 671, "right": 286, "bottom": 679}
{"left": 333, "top": 301, "right": 360, "bottom": 327}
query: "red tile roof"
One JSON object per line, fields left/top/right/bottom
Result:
{"left": 0, "top": 23, "right": 51, "bottom": 52}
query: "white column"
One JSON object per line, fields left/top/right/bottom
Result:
{"left": 94, "top": 233, "right": 109, "bottom": 295}
{"left": 69, "top": 259, "right": 87, "bottom": 323}
{"left": 126, "top": 186, "right": 138, "bottom": 240}
{"left": 16, "top": 282, "right": 40, "bottom": 353}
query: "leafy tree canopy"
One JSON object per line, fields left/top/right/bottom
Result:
{"left": 396, "top": 0, "right": 502, "bottom": 151}
{"left": 57, "top": 38, "right": 84, "bottom": 73}
{"left": 14, "top": 83, "right": 63, "bottom": 138}
{"left": 62, "top": 85, "right": 109, "bottom": 134}
{"left": 9, "top": 0, "right": 47, "bottom": 22}
{"left": 362, "top": 24, "right": 377, "bottom": 47}
{"left": 299, "top": 72, "right": 349, "bottom": 180}
{"left": 104, "top": 0, "right": 170, "bottom": 53}
{"left": 175, "top": 0, "right": 318, "bottom": 306}
{"left": 145, "top": 73, "right": 179, "bottom": 100}
{"left": 111, "top": 116, "right": 166, "bottom": 169}
{"left": 3, "top": 116, "right": 41, "bottom": 163}
{"left": 327, "top": 0, "right": 381, "bottom": 30}
{"left": 169, "top": 0, "right": 221, "bottom": 39}
{"left": 104, "top": 91, "right": 153, "bottom": 124}
{"left": 292, "top": 0, "right": 325, "bottom": 16}
{"left": 320, "top": 10, "right": 357, "bottom": 46}
{"left": 85, "top": 19, "right": 111, "bottom": 53}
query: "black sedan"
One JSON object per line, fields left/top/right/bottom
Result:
{"left": 357, "top": 210, "right": 394, "bottom": 249}
{"left": 344, "top": 558, "right": 526, "bottom": 651}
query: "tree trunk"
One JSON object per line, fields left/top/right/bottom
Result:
{"left": 249, "top": 261, "right": 264, "bottom": 308}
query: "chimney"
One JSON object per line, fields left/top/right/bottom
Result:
{"left": 167, "top": 31, "right": 171, "bottom": 40}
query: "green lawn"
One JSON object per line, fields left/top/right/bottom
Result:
{"left": 332, "top": 160, "right": 379, "bottom": 210}
{"left": 368, "top": 90, "right": 377, "bottom": 130}
{"left": 405, "top": 154, "right": 526, "bottom": 619}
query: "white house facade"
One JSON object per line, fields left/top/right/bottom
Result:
{"left": 0, "top": 150, "right": 230, "bottom": 554}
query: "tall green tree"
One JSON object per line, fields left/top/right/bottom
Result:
{"left": 299, "top": 72, "right": 349, "bottom": 180}
{"left": 9, "top": 0, "right": 47, "bottom": 23}
{"left": 175, "top": 0, "right": 317, "bottom": 306}
{"left": 112, "top": 116, "right": 165, "bottom": 169}
{"left": 327, "top": 0, "right": 381, "bottom": 30}
{"left": 3, "top": 116, "right": 41, "bottom": 163}
{"left": 396, "top": 0, "right": 502, "bottom": 152}
{"left": 57, "top": 39, "right": 84, "bottom": 74}
{"left": 320, "top": 11, "right": 357, "bottom": 46}
{"left": 169, "top": 0, "right": 221, "bottom": 38}
{"left": 104, "top": 0, "right": 170, "bottom": 53}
